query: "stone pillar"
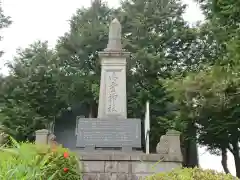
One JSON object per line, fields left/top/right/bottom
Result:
{"left": 156, "top": 130, "right": 183, "bottom": 162}
{"left": 98, "top": 18, "right": 130, "bottom": 119}
{"left": 35, "top": 129, "right": 49, "bottom": 145}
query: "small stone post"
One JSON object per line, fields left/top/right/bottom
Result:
{"left": 35, "top": 129, "right": 49, "bottom": 145}
{"left": 156, "top": 129, "right": 183, "bottom": 162}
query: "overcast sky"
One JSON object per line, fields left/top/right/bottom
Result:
{"left": 0, "top": 0, "right": 236, "bottom": 175}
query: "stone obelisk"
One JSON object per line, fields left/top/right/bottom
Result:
{"left": 98, "top": 18, "right": 130, "bottom": 119}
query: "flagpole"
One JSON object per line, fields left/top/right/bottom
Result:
{"left": 145, "top": 101, "right": 150, "bottom": 154}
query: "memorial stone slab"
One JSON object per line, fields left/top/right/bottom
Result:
{"left": 76, "top": 117, "right": 141, "bottom": 151}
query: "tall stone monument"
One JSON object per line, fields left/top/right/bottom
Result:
{"left": 35, "top": 18, "right": 183, "bottom": 179}
{"left": 98, "top": 18, "right": 129, "bottom": 119}
{"left": 75, "top": 18, "right": 141, "bottom": 152}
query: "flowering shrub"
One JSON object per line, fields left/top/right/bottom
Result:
{"left": 0, "top": 137, "right": 82, "bottom": 180}
{"left": 40, "top": 144, "right": 82, "bottom": 180}
{"left": 147, "top": 167, "right": 239, "bottom": 180}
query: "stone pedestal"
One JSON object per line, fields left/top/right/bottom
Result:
{"left": 77, "top": 130, "right": 183, "bottom": 179}
{"left": 156, "top": 130, "right": 182, "bottom": 161}
{"left": 35, "top": 129, "right": 49, "bottom": 145}
{"left": 77, "top": 151, "right": 182, "bottom": 180}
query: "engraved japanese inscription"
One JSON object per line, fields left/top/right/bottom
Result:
{"left": 76, "top": 118, "right": 141, "bottom": 148}
{"left": 108, "top": 71, "right": 118, "bottom": 113}
{"left": 105, "top": 70, "right": 122, "bottom": 115}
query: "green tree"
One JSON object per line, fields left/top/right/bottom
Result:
{"left": 0, "top": 41, "right": 67, "bottom": 141}
{"left": 118, "top": 0, "right": 204, "bottom": 166}
{"left": 165, "top": 0, "right": 240, "bottom": 173}
{"left": 166, "top": 64, "right": 240, "bottom": 177}
{"left": 56, "top": 0, "right": 117, "bottom": 117}
{"left": 195, "top": 0, "right": 240, "bottom": 176}
{"left": 196, "top": 0, "right": 240, "bottom": 65}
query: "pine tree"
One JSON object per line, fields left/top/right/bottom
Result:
{"left": 119, "top": 0, "right": 199, "bottom": 158}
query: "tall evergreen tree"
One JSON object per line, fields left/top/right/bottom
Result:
{"left": 166, "top": 0, "right": 240, "bottom": 176}
{"left": 118, "top": 1, "right": 200, "bottom": 166}
{"left": 56, "top": 0, "right": 117, "bottom": 117}
{"left": 0, "top": 41, "right": 66, "bottom": 141}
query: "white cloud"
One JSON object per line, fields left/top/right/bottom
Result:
{"left": 0, "top": 0, "right": 236, "bottom": 176}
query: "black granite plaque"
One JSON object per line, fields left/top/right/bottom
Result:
{"left": 76, "top": 118, "right": 141, "bottom": 150}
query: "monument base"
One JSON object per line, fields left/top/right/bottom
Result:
{"left": 35, "top": 128, "right": 183, "bottom": 179}
{"left": 76, "top": 151, "right": 182, "bottom": 180}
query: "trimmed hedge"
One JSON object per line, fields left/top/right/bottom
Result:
{"left": 147, "top": 167, "right": 239, "bottom": 180}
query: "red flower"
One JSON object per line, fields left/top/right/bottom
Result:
{"left": 63, "top": 167, "right": 69, "bottom": 172}
{"left": 63, "top": 152, "right": 69, "bottom": 158}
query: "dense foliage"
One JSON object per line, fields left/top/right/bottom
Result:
{"left": 119, "top": 0, "right": 199, "bottom": 151}
{"left": 56, "top": 0, "right": 117, "bottom": 117}
{"left": 0, "top": 138, "right": 81, "bottom": 180}
{"left": 148, "top": 168, "right": 239, "bottom": 180}
{"left": 0, "top": 42, "right": 67, "bottom": 141}
{"left": 163, "top": 0, "right": 240, "bottom": 177}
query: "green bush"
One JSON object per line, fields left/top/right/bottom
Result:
{"left": 40, "top": 144, "right": 82, "bottom": 180}
{"left": 0, "top": 141, "right": 51, "bottom": 179}
{"left": 146, "top": 167, "right": 238, "bottom": 180}
{"left": 0, "top": 137, "right": 82, "bottom": 180}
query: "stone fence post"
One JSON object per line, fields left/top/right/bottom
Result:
{"left": 35, "top": 129, "right": 49, "bottom": 145}
{"left": 156, "top": 129, "right": 183, "bottom": 162}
